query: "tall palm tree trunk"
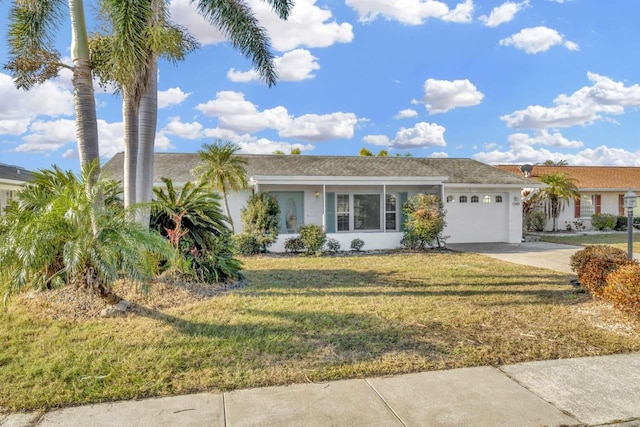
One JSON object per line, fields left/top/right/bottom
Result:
{"left": 69, "top": 0, "right": 100, "bottom": 176}
{"left": 123, "top": 89, "right": 139, "bottom": 208}
{"left": 136, "top": 56, "right": 158, "bottom": 225}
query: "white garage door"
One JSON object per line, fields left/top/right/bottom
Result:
{"left": 444, "top": 193, "right": 509, "bottom": 243}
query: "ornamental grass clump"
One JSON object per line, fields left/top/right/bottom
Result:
{"left": 603, "top": 264, "right": 640, "bottom": 315}
{"left": 570, "top": 245, "right": 633, "bottom": 297}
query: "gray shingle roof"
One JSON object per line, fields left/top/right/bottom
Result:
{"left": 0, "top": 163, "right": 32, "bottom": 183}
{"left": 103, "top": 153, "right": 535, "bottom": 186}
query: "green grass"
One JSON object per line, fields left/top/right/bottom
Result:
{"left": 2, "top": 252, "right": 640, "bottom": 412}
{"left": 539, "top": 232, "right": 640, "bottom": 253}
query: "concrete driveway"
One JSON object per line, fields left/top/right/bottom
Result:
{"left": 447, "top": 241, "right": 584, "bottom": 274}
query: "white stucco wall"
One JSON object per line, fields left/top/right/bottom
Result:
{"left": 544, "top": 191, "right": 636, "bottom": 231}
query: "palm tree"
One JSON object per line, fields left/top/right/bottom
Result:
{"left": 0, "top": 162, "right": 173, "bottom": 302}
{"left": 194, "top": 141, "right": 248, "bottom": 233}
{"left": 6, "top": 0, "right": 100, "bottom": 177}
{"left": 533, "top": 173, "right": 580, "bottom": 232}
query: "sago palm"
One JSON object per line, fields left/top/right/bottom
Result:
{"left": 0, "top": 163, "right": 174, "bottom": 304}
{"left": 194, "top": 141, "right": 248, "bottom": 233}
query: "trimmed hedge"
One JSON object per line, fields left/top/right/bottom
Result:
{"left": 603, "top": 264, "right": 640, "bottom": 315}
{"left": 569, "top": 245, "right": 632, "bottom": 297}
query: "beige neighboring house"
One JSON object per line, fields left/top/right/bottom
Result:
{"left": 104, "top": 153, "right": 539, "bottom": 251}
{"left": 497, "top": 164, "right": 640, "bottom": 231}
{"left": 0, "top": 163, "right": 31, "bottom": 216}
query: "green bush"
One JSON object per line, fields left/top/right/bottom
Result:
{"left": 233, "top": 233, "right": 261, "bottom": 255}
{"left": 298, "top": 224, "right": 326, "bottom": 255}
{"left": 603, "top": 264, "right": 640, "bottom": 314}
{"left": 570, "top": 245, "right": 632, "bottom": 296}
{"left": 350, "top": 238, "right": 365, "bottom": 251}
{"left": 325, "top": 238, "right": 341, "bottom": 253}
{"left": 284, "top": 236, "right": 304, "bottom": 253}
{"left": 591, "top": 213, "right": 617, "bottom": 231}
{"left": 240, "top": 192, "right": 280, "bottom": 252}
{"left": 524, "top": 210, "right": 546, "bottom": 232}
{"left": 614, "top": 216, "right": 628, "bottom": 231}
{"left": 402, "top": 194, "right": 447, "bottom": 249}
{"left": 188, "top": 233, "right": 243, "bottom": 282}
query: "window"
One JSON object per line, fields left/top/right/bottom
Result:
{"left": 446, "top": 195, "right": 454, "bottom": 203}
{"left": 354, "top": 195, "right": 381, "bottom": 230}
{"left": 386, "top": 194, "right": 397, "bottom": 230}
{"left": 459, "top": 195, "right": 467, "bottom": 203}
{"left": 471, "top": 195, "right": 479, "bottom": 203}
{"left": 482, "top": 195, "right": 492, "bottom": 203}
{"left": 495, "top": 195, "right": 503, "bottom": 203}
{"left": 271, "top": 191, "right": 305, "bottom": 234}
{"left": 579, "top": 194, "right": 601, "bottom": 217}
{"left": 337, "top": 194, "right": 350, "bottom": 231}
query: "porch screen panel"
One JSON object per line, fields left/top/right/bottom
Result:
{"left": 354, "top": 195, "right": 380, "bottom": 230}
{"left": 399, "top": 192, "right": 408, "bottom": 231}
{"left": 325, "top": 192, "right": 336, "bottom": 233}
{"left": 271, "top": 191, "right": 304, "bottom": 234}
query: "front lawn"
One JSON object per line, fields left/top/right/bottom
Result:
{"left": 539, "top": 232, "right": 640, "bottom": 253}
{"left": 2, "top": 252, "right": 640, "bottom": 412}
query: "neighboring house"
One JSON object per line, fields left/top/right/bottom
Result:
{"left": 0, "top": 163, "right": 31, "bottom": 216}
{"left": 104, "top": 153, "right": 539, "bottom": 250}
{"left": 497, "top": 164, "right": 640, "bottom": 231}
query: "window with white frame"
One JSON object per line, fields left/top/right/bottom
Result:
{"left": 459, "top": 195, "right": 467, "bottom": 203}
{"left": 446, "top": 195, "right": 454, "bottom": 203}
{"left": 495, "top": 195, "right": 503, "bottom": 203}
{"left": 482, "top": 195, "right": 491, "bottom": 203}
{"left": 385, "top": 194, "right": 397, "bottom": 230}
{"left": 471, "top": 195, "right": 479, "bottom": 203}
{"left": 337, "top": 194, "right": 350, "bottom": 232}
{"left": 580, "top": 194, "right": 595, "bottom": 217}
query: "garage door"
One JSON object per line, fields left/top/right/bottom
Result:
{"left": 444, "top": 193, "right": 509, "bottom": 243}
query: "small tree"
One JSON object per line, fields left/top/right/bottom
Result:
{"left": 532, "top": 173, "right": 579, "bottom": 232}
{"left": 240, "top": 192, "right": 280, "bottom": 252}
{"left": 402, "top": 194, "right": 447, "bottom": 249}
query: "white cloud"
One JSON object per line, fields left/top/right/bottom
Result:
{"left": 0, "top": 73, "right": 74, "bottom": 136}
{"left": 15, "top": 119, "right": 76, "bottom": 153}
{"left": 365, "top": 122, "right": 447, "bottom": 149}
{"left": 395, "top": 109, "right": 418, "bottom": 119}
{"left": 479, "top": 1, "right": 528, "bottom": 27}
{"left": 196, "top": 91, "right": 360, "bottom": 141}
{"left": 502, "top": 72, "right": 640, "bottom": 129}
{"left": 236, "top": 139, "right": 315, "bottom": 155}
{"left": 170, "top": 0, "right": 353, "bottom": 52}
{"left": 499, "top": 26, "right": 578, "bottom": 54}
{"left": 228, "top": 49, "right": 320, "bottom": 83}
{"left": 158, "top": 87, "right": 191, "bottom": 109}
{"left": 474, "top": 144, "right": 640, "bottom": 166}
{"left": 62, "top": 149, "right": 77, "bottom": 159}
{"left": 421, "top": 78, "right": 484, "bottom": 114}
{"left": 345, "top": 0, "right": 474, "bottom": 25}
{"left": 280, "top": 112, "right": 359, "bottom": 142}
{"left": 430, "top": 151, "right": 449, "bottom": 158}
{"left": 363, "top": 135, "right": 391, "bottom": 146}
{"left": 162, "top": 117, "right": 204, "bottom": 139}
{"left": 508, "top": 130, "right": 583, "bottom": 148}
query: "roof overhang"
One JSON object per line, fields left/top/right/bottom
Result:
{"left": 0, "top": 178, "right": 28, "bottom": 187}
{"left": 249, "top": 175, "right": 450, "bottom": 186}
{"left": 444, "top": 183, "right": 546, "bottom": 189}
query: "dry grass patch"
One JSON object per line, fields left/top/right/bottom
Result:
{"left": 2, "top": 252, "right": 640, "bottom": 412}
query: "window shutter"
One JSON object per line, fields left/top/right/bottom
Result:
{"left": 325, "top": 192, "right": 335, "bottom": 233}
{"left": 619, "top": 194, "right": 625, "bottom": 216}
{"left": 595, "top": 194, "right": 601, "bottom": 214}
{"left": 399, "top": 192, "right": 409, "bottom": 231}
{"left": 574, "top": 197, "right": 581, "bottom": 218}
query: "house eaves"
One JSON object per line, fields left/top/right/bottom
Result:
{"left": 250, "top": 175, "right": 450, "bottom": 186}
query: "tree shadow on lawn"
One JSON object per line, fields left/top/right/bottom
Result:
{"left": 239, "top": 268, "right": 577, "bottom": 305}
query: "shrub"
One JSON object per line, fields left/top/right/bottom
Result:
{"left": 350, "top": 238, "right": 365, "bottom": 251}
{"left": 233, "top": 233, "right": 261, "bottom": 255}
{"left": 591, "top": 213, "right": 617, "bottom": 231}
{"left": 284, "top": 236, "right": 304, "bottom": 253}
{"left": 188, "top": 233, "right": 243, "bottom": 282}
{"left": 524, "top": 210, "right": 546, "bottom": 232}
{"left": 614, "top": 216, "right": 628, "bottom": 231}
{"left": 570, "top": 245, "right": 632, "bottom": 296}
{"left": 240, "top": 192, "right": 280, "bottom": 252}
{"left": 325, "top": 238, "right": 341, "bottom": 253}
{"left": 603, "top": 264, "right": 640, "bottom": 314}
{"left": 298, "top": 224, "right": 326, "bottom": 255}
{"left": 402, "top": 194, "right": 447, "bottom": 249}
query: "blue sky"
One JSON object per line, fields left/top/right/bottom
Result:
{"left": 2, "top": 0, "right": 640, "bottom": 172}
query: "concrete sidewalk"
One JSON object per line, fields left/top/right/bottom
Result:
{"left": 3, "top": 353, "right": 640, "bottom": 426}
